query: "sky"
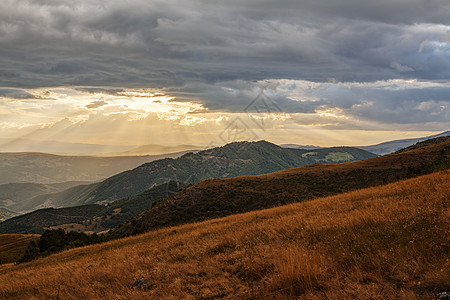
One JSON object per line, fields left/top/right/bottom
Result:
{"left": 0, "top": 0, "right": 449, "bottom": 151}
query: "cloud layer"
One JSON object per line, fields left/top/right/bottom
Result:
{"left": 1, "top": 0, "right": 449, "bottom": 88}
{"left": 0, "top": 0, "right": 448, "bottom": 146}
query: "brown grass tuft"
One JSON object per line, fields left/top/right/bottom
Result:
{"left": 268, "top": 246, "right": 327, "bottom": 296}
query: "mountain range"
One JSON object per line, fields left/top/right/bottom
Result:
{"left": 111, "top": 137, "right": 449, "bottom": 237}
{"left": 106, "top": 144, "right": 207, "bottom": 156}
{"left": 282, "top": 130, "right": 449, "bottom": 155}
{"left": 12, "top": 142, "right": 376, "bottom": 212}
{"left": 0, "top": 142, "right": 376, "bottom": 232}
{"left": 0, "top": 138, "right": 133, "bottom": 155}
{"left": 0, "top": 136, "right": 448, "bottom": 300}
{"left": 0, "top": 151, "right": 190, "bottom": 185}
{"left": 1, "top": 137, "right": 448, "bottom": 235}
{"left": 357, "top": 131, "right": 450, "bottom": 155}
{"left": 2, "top": 133, "right": 448, "bottom": 232}
{"left": 0, "top": 138, "right": 206, "bottom": 156}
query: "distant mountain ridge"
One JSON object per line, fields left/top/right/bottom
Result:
{"left": 358, "top": 131, "right": 450, "bottom": 155}
{"left": 281, "top": 131, "right": 449, "bottom": 155}
{"left": 279, "top": 144, "right": 323, "bottom": 150}
{"left": 23, "top": 141, "right": 376, "bottom": 210}
{"left": 0, "top": 181, "right": 90, "bottom": 214}
{"left": 0, "top": 207, "right": 18, "bottom": 222}
{"left": 0, "top": 138, "right": 133, "bottom": 155}
{"left": 394, "top": 136, "right": 450, "bottom": 153}
{"left": 107, "top": 144, "right": 206, "bottom": 156}
{"left": 0, "top": 151, "right": 189, "bottom": 185}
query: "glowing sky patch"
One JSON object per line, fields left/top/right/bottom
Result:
{"left": 0, "top": 80, "right": 447, "bottom": 149}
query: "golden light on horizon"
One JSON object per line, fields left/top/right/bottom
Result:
{"left": 0, "top": 85, "right": 446, "bottom": 151}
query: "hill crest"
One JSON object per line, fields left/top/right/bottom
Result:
{"left": 111, "top": 137, "right": 449, "bottom": 237}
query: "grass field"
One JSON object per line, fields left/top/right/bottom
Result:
{"left": 0, "top": 234, "right": 39, "bottom": 265}
{"left": 0, "top": 171, "right": 448, "bottom": 299}
{"left": 317, "top": 151, "right": 354, "bottom": 162}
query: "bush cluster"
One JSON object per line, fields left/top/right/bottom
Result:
{"left": 18, "top": 229, "right": 104, "bottom": 263}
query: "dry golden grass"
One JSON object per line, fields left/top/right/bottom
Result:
{"left": 0, "top": 234, "right": 39, "bottom": 265}
{"left": 0, "top": 171, "right": 448, "bottom": 299}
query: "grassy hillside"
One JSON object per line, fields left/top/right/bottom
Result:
{"left": 0, "top": 182, "right": 185, "bottom": 234}
{"left": 0, "top": 171, "right": 447, "bottom": 298}
{"left": 0, "top": 234, "right": 39, "bottom": 264}
{"left": 0, "top": 152, "right": 187, "bottom": 185}
{"left": 112, "top": 137, "right": 449, "bottom": 237}
{"left": 394, "top": 135, "right": 450, "bottom": 153}
{"left": 32, "top": 141, "right": 377, "bottom": 208}
{"left": 0, "top": 207, "right": 19, "bottom": 222}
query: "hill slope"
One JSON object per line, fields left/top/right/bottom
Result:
{"left": 0, "top": 181, "right": 91, "bottom": 213}
{"left": 358, "top": 130, "right": 449, "bottom": 155}
{"left": 0, "top": 234, "right": 39, "bottom": 264}
{"left": 0, "top": 181, "right": 185, "bottom": 234}
{"left": 31, "top": 141, "right": 377, "bottom": 209}
{"left": 0, "top": 171, "right": 447, "bottom": 299}
{"left": 112, "top": 137, "right": 449, "bottom": 237}
{"left": 281, "top": 131, "right": 450, "bottom": 155}
{"left": 0, "top": 205, "right": 106, "bottom": 234}
{"left": 0, "top": 152, "right": 188, "bottom": 185}
{"left": 0, "top": 207, "right": 18, "bottom": 222}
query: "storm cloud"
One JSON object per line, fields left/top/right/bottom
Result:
{"left": 1, "top": 0, "right": 449, "bottom": 86}
{"left": 0, "top": 0, "right": 449, "bottom": 134}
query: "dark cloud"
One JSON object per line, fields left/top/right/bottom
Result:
{"left": 0, "top": 88, "right": 36, "bottom": 99}
{"left": 0, "top": 0, "right": 449, "bottom": 129}
{"left": 319, "top": 85, "right": 450, "bottom": 124}
{"left": 76, "top": 87, "right": 125, "bottom": 95}
{"left": 1, "top": 0, "right": 448, "bottom": 87}
{"left": 161, "top": 78, "right": 449, "bottom": 128}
